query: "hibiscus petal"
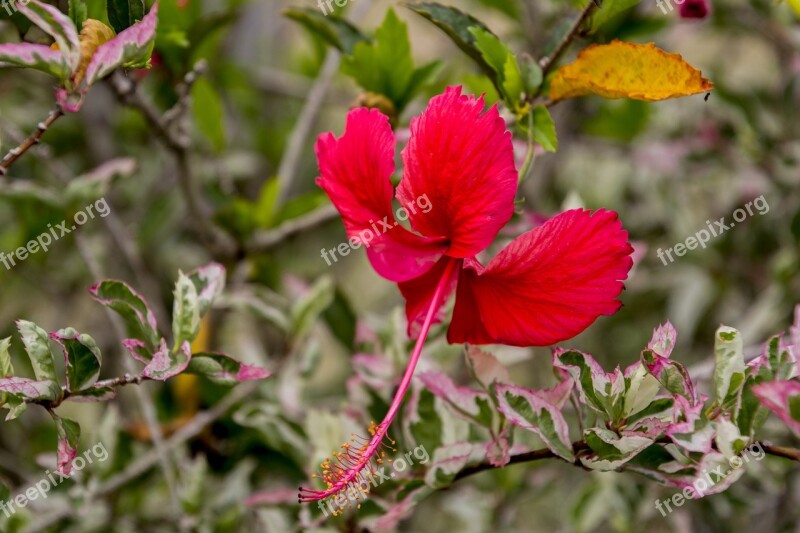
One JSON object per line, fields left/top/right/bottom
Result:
{"left": 316, "top": 107, "right": 446, "bottom": 282}
{"left": 448, "top": 209, "right": 634, "bottom": 346}
{"left": 397, "top": 86, "right": 518, "bottom": 258}
{"left": 399, "top": 257, "right": 460, "bottom": 336}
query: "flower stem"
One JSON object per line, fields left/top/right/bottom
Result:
{"left": 299, "top": 258, "right": 458, "bottom": 503}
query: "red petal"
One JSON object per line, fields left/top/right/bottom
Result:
{"left": 448, "top": 209, "right": 634, "bottom": 346}
{"left": 397, "top": 86, "right": 518, "bottom": 258}
{"left": 399, "top": 257, "right": 460, "bottom": 337}
{"left": 316, "top": 108, "right": 446, "bottom": 282}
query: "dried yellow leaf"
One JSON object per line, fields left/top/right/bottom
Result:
{"left": 52, "top": 19, "right": 116, "bottom": 86}
{"left": 550, "top": 40, "right": 713, "bottom": 102}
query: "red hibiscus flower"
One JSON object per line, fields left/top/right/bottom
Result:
{"left": 299, "top": 86, "right": 633, "bottom": 507}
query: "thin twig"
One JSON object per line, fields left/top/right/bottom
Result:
{"left": 274, "top": 51, "right": 341, "bottom": 206}
{"left": 246, "top": 204, "right": 339, "bottom": 253}
{"left": 108, "top": 68, "right": 236, "bottom": 258}
{"left": 274, "top": 0, "right": 373, "bottom": 206}
{"left": 539, "top": 0, "right": 597, "bottom": 74}
{"left": 25, "top": 373, "right": 146, "bottom": 407}
{"left": 0, "top": 107, "right": 64, "bottom": 176}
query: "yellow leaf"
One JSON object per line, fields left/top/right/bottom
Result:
{"left": 550, "top": 40, "right": 713, "bottom": 102}
{"left": 789, "top": 0, "right": 800, "bottom": 18}
{"left": 53, "top": 19, "right": 116, "bottom": 86}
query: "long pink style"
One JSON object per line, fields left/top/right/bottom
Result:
{"left": 298, "top": 258, "right": 458, "bottom": 505}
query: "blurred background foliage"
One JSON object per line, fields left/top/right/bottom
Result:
{"left": 0, "top": 0, "right": 799, "bottom": 531}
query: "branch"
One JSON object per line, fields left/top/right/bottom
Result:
{"left": 0, "top": 107, "right": 64, "bottom": 176}
{"left": 25, "top": 373, "right": 146, "bottom": 408}
{"left": 539, "top": 0, "right": 597, "bottom": 74}
{"left": 454, "top": 438, "right": 800, "bottom": 482}
{"left": 108, "top": 68, "right": 236, "bottom": 258}
{"left": 246, "top": 204, "right": 339, "bottom": 253}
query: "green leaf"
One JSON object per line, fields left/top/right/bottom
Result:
{"left": 409, "top": 389, "right": 445, "bottom": 454}
{"left": 408, "top": 3, "right": 496, "bottom": 80}
{"left": 532, "top": 105, "right": 558, "bottom": 152}
{"left": 51, "top": 328, "right": 102, "bottom": 392}
{"left": 469, "top": 27, "right": 523, "bottom": 108}
{"left": 191, "top": 77, "right": 226, "bottom": 152}
{"left": 714, "top": 326, "right": 746, "bottom": 407}
{"left": 3, "top": 396, "right": 27, "bottom": 420}
{"left": 474, "top": 0, "right": 518, "bottom": 18}
{"left": 186, "top": 352, "right": 271, "bottom": 386}
{"left": 0, "top": 337, "right": 11, "bottom": 408}
{"left": 16, "top": 320, "right": 59, "bottom": 384}
{"left": 520, "top": 54, "right": 543, "bottom": 93}
{"left": 496, "top": 383, "right": 574, "bottom": 461}
{"left": 290, "top": 276, "right": 335, "bottom": 338}
{"left": 322, "top": 289, "right": 357, "bottom": 349}
{"left": 69, "top": 0, "right": 88, "bottom": 29}
{"left": 341, "top": 8, "right": 423, "bottom": 112}
{"left": 590, "top": 0, "right": 640, "bottom": 33}
{"left": 283, "top": 7, "right": 368, "bottom": 54}
{"left": 87, "top": 0, "right": 110, "bottom": 25}
{"left": 89, "top": 280, "right": 160, "bottom": 351}
{"left": 107, "top": 0, "right": 144, "bottom": 34}
{"left": 254, "top": 179, "right": 280, "bottom": 229}
{"left": 172, "top": 272, "right": 201, "bottom": 350}
{"left": 0, "top": 337, "right": 13, "bottom": 379}
{"left": 554, "top": 349, "right": 625, "bottom": 421}
{"left": 582, "top": 428, "right": 654, "bottom": 471}
{"left": 53, "top": 415, "right": 81, "bottom": 475}
{"left": 622, "top": 364, "right": 661, "bottom": 418}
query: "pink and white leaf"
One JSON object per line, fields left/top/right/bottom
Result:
{"left": 423, "top": 442, "right": 476, "bottom": 488}
{"left": 418, "top": 370, "right": 488, "bottom": 419}
{"left": 496, "top": 383, "right": 574, "bottom": 461}
{"left": 467, "top": 345, "right": 510, "bottom": 388}
{"left": 85, "top": 3, "right": 159, "bottom": 86}
{"left": 16, "top": 0, "right": 80, "bottom": 71}
{"left": 186, "top": 351, "right": 272, "bottom": 385}
{"left": 648, "top": 321, "right": 677, "bottom": 358}
{"left": 0, "top": 43, "right": 71, "bottom": 80}
{"left": 141, "top": 339, "right": 190, "bottom": 381}
{"left": 0, "top": 376, "right": 58, "bottom": 400}
{"left": 752, "top": 380, "right": 800, "bottom": 437}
